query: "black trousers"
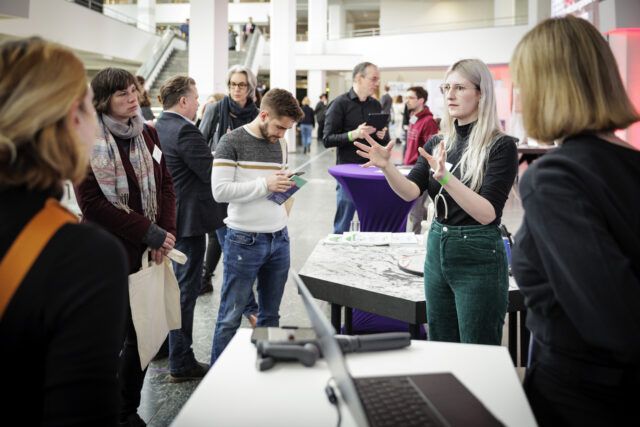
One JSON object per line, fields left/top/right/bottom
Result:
{"left": 317, "top": 120, "right": 324, "bottom": 143}
{"left": 118, "top": 308, "right": 147, "bottom": 419}
{"left": 203, "top": 230, "right": 222, "bottom": 279}
{"left": 524, "top": 342, "right": 640, "bottom": 426}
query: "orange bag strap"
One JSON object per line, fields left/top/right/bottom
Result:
{"left": 0, "top": 198, "right": 77, "bottom": 319}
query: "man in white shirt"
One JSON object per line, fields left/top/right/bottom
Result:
{"left": 210, "top": 88, "right": 304, "bottom": 363}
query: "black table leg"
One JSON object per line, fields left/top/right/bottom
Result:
{"left": 331, "top": 303, "right": 341, "bottom": 334}
{"left": 520, "top": 310, "right": 530, "bottom": 367}
{"left": 409, "top": 323, "right": 421, "bottom": 339}
{"left": 508, "top": 312, "right": 517, "bottom": 365}
{"left": 344, "top": 307, "right": 353, "bottom": 335}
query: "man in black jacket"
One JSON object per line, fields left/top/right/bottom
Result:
{"left": 314, "top": 93, "right": 328, "bottom": 142}
{"left": 155, "top": 76, "right": 214, "bottom": 382}
{"left": 323, "top": 62, "right": 390, "bottom": 233}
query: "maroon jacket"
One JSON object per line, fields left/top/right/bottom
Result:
{"left": 76, "top": 125, "right": 176, "bottom": 274}
{"left": 404, "top": 107, "right": 439, "bottom": 165}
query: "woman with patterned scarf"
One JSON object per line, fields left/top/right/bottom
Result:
{"left": 76, "top": 68, "right": 176, "bottom": 427}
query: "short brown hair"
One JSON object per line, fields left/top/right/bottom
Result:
{"left": 511, "top": 16, "right": 639, "bottom": 142}
{"left": 260, "top": 88, "right": 304, "bottom": 121}
{"left": 407, "top": 86, "right": 428, "bottom": 103}
{"left": 159, "top": 75, "right": 196, "bottom": 110}
{"left": 91, "top": 68, "right": 139, "bottom": 114}
{"left": 0, "top": 37, "right": 90, "bottom": 190}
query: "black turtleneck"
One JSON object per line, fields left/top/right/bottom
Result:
{"left": 406, "top": 121, "right": 518, "bottom": 226}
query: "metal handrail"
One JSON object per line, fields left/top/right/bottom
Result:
{"left": 243, "top": 27, "right": 264, "bottom": 74}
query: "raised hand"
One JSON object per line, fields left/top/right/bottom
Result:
{"left": 266, "top": 170, "right": 293, "bottom": 193}
{"left": 354, "top": 122, "right": 376, "bottom": 140}
{"left": 354, "top": 132, "right": 395, "bottom": 169}
{"left": 418, "top": 140, "right": 447, "bottom": 181}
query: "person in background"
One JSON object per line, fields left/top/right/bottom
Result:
{"left": 299, "top": 96, "right": 315, "bottom": 154}
{"left": 0, "top": 36, "right": 128, "bottom": 427}
{"left": 135, "top": 75, "right": 155, "bottom": 122}
{"left": 228, "top": 26, "right": 238, "bottom": 51}
{"left": 76, "top": 67, "right": 176, "bottom": 427}
{"left": 314, "top": 93, "right": 328, "bottom": 142}
{"left": 154, "top": 76, "right": 213, "bottom": 383}
{"left": 323, "top": 61, "right": 389, "bottom": 234}
{"left": 380, "top": 84, "right": 392, "bottom": 115}
{"left": 180, "top": 19, "right": 190, "bottom": 45}
{"left": 403, "top": 86, "right": 439, "bottom": 234}
{"left": 390, "top": 94, "right": 405, "bottom": 144}
{"left": 510, "top": 16, "right": 640, "bottom": 426}
{"left": 198, "top": 65, "right": 259, "bottom": 325}
{"left": 195, "top": 93, "right": 224, "bottom": 128}
{"left": 210, "top": 88, "right": 304, "bottom": 363}
{"left": 354, "top": 59, "right": 518, "bottom": 346}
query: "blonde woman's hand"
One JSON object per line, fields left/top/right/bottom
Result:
{"left": 418, "top": 140, "right": 447, "bottom": 181}
{"left": 354, "top": 132, "right": 395, "bottom": 169}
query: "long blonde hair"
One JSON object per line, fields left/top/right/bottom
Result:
{"left": 0, "top": 37, "right": 89, "bottom": 191}
{"left": 440, "top": 59, "right": 503, "bottom": 192}
{"left": 511, "top": 16, "right": 639, "bottom": 142}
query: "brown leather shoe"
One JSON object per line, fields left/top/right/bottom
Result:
{"left": 247, "top": 314, "right": 257, "bottom": 328}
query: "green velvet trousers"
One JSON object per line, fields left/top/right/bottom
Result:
{"left": 424, "top": 220, "right": 508, "bottom": 345}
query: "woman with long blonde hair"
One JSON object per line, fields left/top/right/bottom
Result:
{"left": 355, "top": 59, "right": 518, "bottom": 345}
{"left": 511, "top": 16, "right": 640, "bottom": 426}
{"left": 0, "top": 37, "right": 128, "bottom": 426}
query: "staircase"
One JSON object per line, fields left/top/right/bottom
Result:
{"left": 149, "top": 49, "right": 188, "bottom": 107}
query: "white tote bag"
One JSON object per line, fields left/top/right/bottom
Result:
{"left": 128, "top": 249, "right": 183, "bottom": 370}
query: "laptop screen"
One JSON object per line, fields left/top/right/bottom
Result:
{"left": 292, "top": 272, "right": 370, "bottom": 427}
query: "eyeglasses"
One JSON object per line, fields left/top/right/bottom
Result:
{"left": 439, "top": 84, "right": 478, "bottom": 95}
{"left": 229, "top": 82, "right": 248, "bottom": 90}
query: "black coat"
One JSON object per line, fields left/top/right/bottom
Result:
{"left": 155, "top": 112, "right": 216, "bottom": 238}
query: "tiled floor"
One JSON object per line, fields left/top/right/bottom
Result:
{"left": 140, "top": 139, "right": 526, "bottom": 426}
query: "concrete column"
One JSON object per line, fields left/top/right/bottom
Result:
{"left": 137, "top": 0, "right": 156, "bottom": 32}
{"left": 270, "top": 0, "right": 298, "bottom": 152}
{"left": 328, "top": 3, "right": 346, "bottom": 40}
{"left": 609, "top": 30, "right": 640, "bottom": 149}
{"left": 307, "top": 70, "right": 326, "bottom": 110}
{"left": 528, "top": 0, "right": 551, "bottom": 27}
{"left": 308, "top": 0, "right": 327, "bottom": 53}
{"left": 190, "top": 0, "right": 228, "bottom": 105}
{"left": 494, "top": 0, "right": 516, "bottom": 26}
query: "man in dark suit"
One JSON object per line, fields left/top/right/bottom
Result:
{"left": 155, "top": 75, "right": 214, "bottom": 382}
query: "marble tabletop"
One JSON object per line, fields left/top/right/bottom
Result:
{"left": 299, "top": 238, "right": 519, "bottom": 298}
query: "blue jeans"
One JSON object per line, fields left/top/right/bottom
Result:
{"left": 300, "top": 124, "right": 313, "bottom": 149}
{"left": 211, "top": 227, "right": 290, "bottom": 363}
{"left": 169, "top": 235, "right": 206, "bottom": 373}
{"left": 216, "top": 226, "right": 259, "bottom": 317}
{"left": 333, "top": 183, "right": 356, "bottom": 234}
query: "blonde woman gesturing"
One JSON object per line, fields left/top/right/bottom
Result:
{"left": 356, "top": 59, "right": 518, "bottom": 345}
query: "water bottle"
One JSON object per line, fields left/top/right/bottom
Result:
{"left": 349, "top": 219, "right": 360, "bottom": 233}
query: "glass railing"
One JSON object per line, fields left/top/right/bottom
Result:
{"left": 137, "top": 28, "right": 179, "bottom": 81}
{"left": 66, "top": 0, "right": 157, "bottom": 33}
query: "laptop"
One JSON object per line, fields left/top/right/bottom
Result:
{"left": 293, "top": 272, "right": 505, "bottom": 427}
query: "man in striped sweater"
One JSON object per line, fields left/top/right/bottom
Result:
{"left": 210, "top": 89, "right": 304, "bottom": 363}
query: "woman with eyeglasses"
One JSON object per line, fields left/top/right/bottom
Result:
{"left": 355, "top": 59, "right": 518, "bottom": 345}
{"left": 511, "top": 17, "right": 640, "bottom": 426}
{"left": 198, "top": 65, "right": 259, "bottom": 324}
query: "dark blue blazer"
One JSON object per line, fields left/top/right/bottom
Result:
{"left": 155, "top": 112, "right": 216, "bottom": 238}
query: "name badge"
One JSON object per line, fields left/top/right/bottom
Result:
{"left": 152, "top": 145, "right": 163, "bottom": 164}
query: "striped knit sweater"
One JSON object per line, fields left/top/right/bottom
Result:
{"left": 211, "top": 125, "right": 288, "bottom": 232}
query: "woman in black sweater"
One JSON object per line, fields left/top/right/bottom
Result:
{"left": 0, "top": 38, "right": 128, "bottom": 426}
{"left": 510, "top": 16, "right": 640, "bottom": 426}
{"left": 353, "top": 59, "right": 518, "bottom": 345}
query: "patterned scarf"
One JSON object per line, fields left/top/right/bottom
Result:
{"left": 89, "top": 113, "right": 157, "bottom": 222}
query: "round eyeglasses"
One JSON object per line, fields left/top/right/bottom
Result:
{"left": 439, "top": 84, "right": 478, "bottom": 95}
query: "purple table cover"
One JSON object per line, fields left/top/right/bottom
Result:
{"left": 329, "top": 163, "right": 426, "bottom": 338}
{"left": 328, "top": 164, "right": 416, "bottom": 232}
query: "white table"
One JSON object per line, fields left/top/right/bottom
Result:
{"left": 172, "top": 329, "right": 537, "bottom": 427}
